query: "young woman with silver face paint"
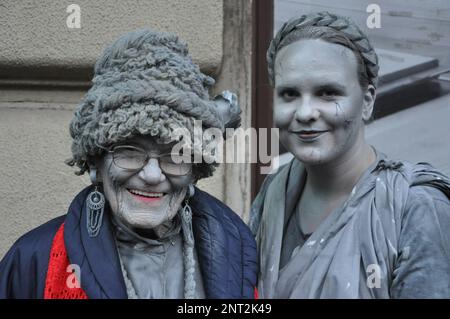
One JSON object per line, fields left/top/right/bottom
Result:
{"left": 250, "top": 12, "right": 450, "bottom": 298}
{"left": 0, "top": 29, "right": 257, "bottom": 299}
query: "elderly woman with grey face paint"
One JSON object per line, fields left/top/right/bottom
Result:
{"left": 250, "top": 12, "right": 450, "bottom": 298}
{"left": 0, "top": 29, "right": 257, "bottom": 299}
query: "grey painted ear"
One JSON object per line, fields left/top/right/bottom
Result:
{"left": 213, "top": 90, "right": 242, "bottom": 130}
{"left": 362, "top": 85, "right": 376, "bottom": 121}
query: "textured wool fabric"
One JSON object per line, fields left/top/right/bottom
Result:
{"left": 68, "top": 29, "right": 229, "bottom": 179}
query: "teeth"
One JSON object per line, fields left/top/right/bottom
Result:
{"left": 128, "top": 189, "right": 164, "bottom": 198}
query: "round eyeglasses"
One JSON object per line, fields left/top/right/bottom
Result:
{"left": 105, "top": 145, "right": 192, "bottom": 176}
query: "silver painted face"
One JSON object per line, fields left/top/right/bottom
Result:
{"left": 97, "top": 136, "right": 193, "bottom": 230}
{"left": 274, "top": 39, "right": 372, "bottom": 166}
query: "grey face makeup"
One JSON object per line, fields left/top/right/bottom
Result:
{"left": 273, "top": 39, "right": 367, "bottom": 166}
{"left": 97, "top": 136, "right": 193, "bottom": 230}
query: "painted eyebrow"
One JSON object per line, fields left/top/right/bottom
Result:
{"left": 315, "top": 83, "right": 347, "bottom": 93}
{"left": 276, "top": 82, "right": 347, "bottom": 92}
{"left": 275, "top": 85, "right": 299, "bottom": 92}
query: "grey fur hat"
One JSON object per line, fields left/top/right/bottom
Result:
{"left": 68, "top": 29, "right": 240, "bottom": 180}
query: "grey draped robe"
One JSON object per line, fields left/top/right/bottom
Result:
{"left": 250, "top": 150, "right": 450, "bottom": 298}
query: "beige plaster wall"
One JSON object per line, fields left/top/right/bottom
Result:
{"left": 0, "top": 0, "right": 223, "bottom": 80}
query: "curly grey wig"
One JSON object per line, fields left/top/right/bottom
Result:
{"left": 267, "top": 12, "right": 379, "bottom": 88}
{"left": 68, "top": 29, "right": 228, "bottom": 180}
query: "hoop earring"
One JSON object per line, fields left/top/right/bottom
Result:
{"left": 86, "top": 168, "right": 105, "bottom": 237}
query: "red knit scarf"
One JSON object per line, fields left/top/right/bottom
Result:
{"left": 44, "top": 223, "right": 88, "bottom": 299}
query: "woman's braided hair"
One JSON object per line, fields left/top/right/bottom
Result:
{"left": 267, "top": 12, "right": 379, "bottom": 88}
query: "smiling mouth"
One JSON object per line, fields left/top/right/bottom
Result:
{"left": 293, "top": 130, "right": 328, "bottom": 141}
{"left": 127, "top": 189, "right": 167, "bottom": 202}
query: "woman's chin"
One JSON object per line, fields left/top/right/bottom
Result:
{"left": 289, "top": 148, "right": 327, "bottom": 166}
{"left": 121, "top": 212, "right": 167, "bottom": 230}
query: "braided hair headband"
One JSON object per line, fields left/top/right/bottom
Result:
{"left": 267, "top": 12, "right": 379, "bottom": 88}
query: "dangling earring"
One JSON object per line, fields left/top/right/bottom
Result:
{"left": 179, "top": 184, "right": 196, "bottom": 298}
{"left": 180, "top": 183, "right": 195, "bottom": 245}
{"left": 86, "top": 168, "right": 105, "bottom": 237}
